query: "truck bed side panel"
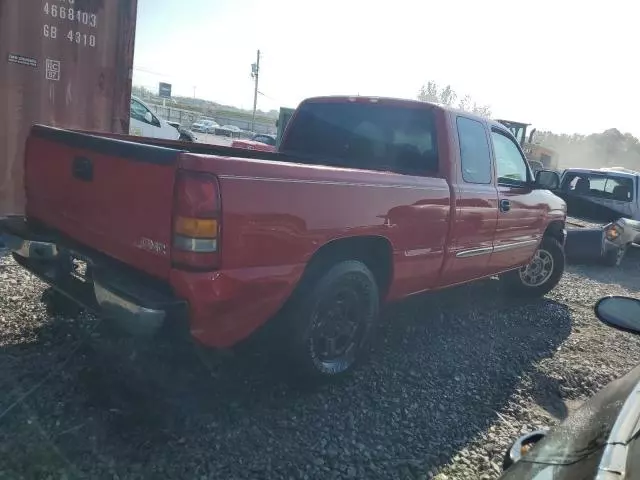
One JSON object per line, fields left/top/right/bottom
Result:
{"left": 180, "top": 154, "right": 451, "bottom": 300}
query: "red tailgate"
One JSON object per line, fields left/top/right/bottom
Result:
{"left": 24, "top": 126, "right": 179, "bottom": 280}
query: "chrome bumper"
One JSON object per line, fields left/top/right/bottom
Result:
{"left": 4, "top": 228, "right": 173, "bottom": 336}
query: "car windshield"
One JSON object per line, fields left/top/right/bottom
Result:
{"left": 520, "top": 368, "right": 640, "bottom": 465}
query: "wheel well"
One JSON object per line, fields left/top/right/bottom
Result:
{"left": 544, "top": 220, "right": 565, "bottom": 244}
{"left": 303, "top": 236, "right": 394, "bottom": 298}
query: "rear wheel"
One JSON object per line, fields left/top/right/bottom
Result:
{"left": 282, "top": 260, "right": 380, "bottom": 381}
{"left": 503, "top": 236, "right": 565, "bottom": 297}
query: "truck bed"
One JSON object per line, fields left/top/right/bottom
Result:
{"left": 566, "top": 216, "right": 606, "bottom": 230}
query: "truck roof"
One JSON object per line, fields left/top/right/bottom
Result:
{"left": 301, "top": 95, "right": 509, "bottom": 133}
{"left": 563, "top": 167, "right": 640, "bottom": 179}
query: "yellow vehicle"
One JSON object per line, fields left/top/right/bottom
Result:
{"left": 496, "top": 119, "right": 558, "bottom": 172}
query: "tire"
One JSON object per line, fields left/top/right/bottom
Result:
{"left": 179, "top": 133, "right": 192, "bottom": 142}
{"left": 282, "top": 260, "right": 380, "bottom": 381}
{"left": 503, "top": 236, "right": 565, "bottom": 298}
{"left": 41, "top": 287, "right": 83, "bottom": 318}
{"left": 603, "top": 244, "right": 628, "bottom": 267}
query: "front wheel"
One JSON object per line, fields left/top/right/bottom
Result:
{"left": 283, "top": 260, "right": 380, "bottom": 382}
{"left": 503, "top": 237, "right": 565, "bottom": 298}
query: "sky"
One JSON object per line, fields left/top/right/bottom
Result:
{"left": 133, "top": 0, "right": 639, "bottom": 137}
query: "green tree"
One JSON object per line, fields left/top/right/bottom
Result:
{"left": 417, "top": 80, "right": 491, "bottom": 117}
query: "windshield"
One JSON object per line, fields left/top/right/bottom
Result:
{"left": 520, "top": 366, "right": 640, "bottom": 465}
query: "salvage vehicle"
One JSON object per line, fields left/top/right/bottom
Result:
{"left": 501, "top": 295, "right": 640, "bottom": 479}
{"left": 231, "top": 133, "right": 277, "bottom": 152}
{"left": 0, "top": 96, "right": 566, "bottom": 381}
{"left": 129, "top": 96, "right": 180, "bottom": 141}
{"left": 557, "top": 168, "right": 640, "bottom": 266}
{"left": 191, "top": 119, "right": 218, "bottom": 133}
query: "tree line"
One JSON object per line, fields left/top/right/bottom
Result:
{"left": 418, "top": 81, "right": 639, "bottom": 170}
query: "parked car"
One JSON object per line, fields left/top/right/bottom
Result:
{"left": 167, "top": 121, "right": 197, "bottom": 142}
{"left": 556, "top": 168, "right": 640, "bottom": 266}
{"left": 0, "top": 96, "right": 566, "bottom": 382}
{"left": 129, "top": 96, "right": 180, "bottom": 141}
{"left": 501, "top": 295, "right": 640, "bottom": 479}
{"left": 191, "top": 119, "right": 218, "bottom": 133}
{"left": 231, "top": 133, "right": 277, "bottom": 152}
{"left": 217, "top": 125, "right": 242, "bottom": 137}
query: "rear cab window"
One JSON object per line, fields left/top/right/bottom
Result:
{"left": 281, "top": 100, "right": 438, "bottom": 176}
{"left": 562, "top": 172, "right": 635, "bottom": 202}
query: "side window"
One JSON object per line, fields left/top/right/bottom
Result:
{"left": 130, "top": 99, "right": 158, "bottom": 126}
{"left": 605, "top": 177, "right": 634, "bottom": 202}
{"left": 587, "top": 177, "right": 607, "bottom": 196}
{"left": 491, "top": 130, "right": 530, "bottom": 183}
{"left": 456, "top": 117, "right": 492, "bottom": 184}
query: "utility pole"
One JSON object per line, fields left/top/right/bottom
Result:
{"left": 251, "top": 49, "right": 261, "bottom": 132}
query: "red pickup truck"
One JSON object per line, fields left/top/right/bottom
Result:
{"left": 0, "top": 96, "right": 566, "bottom": 381}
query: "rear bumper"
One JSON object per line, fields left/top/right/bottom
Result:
{"left": 565, "top": 218, "right": 639, "bottom": 261}
{"left": 1, "top": 217, "right": 183, "bottom": 336}
{"left": 1, "top": 217, "right": 303, "bottom": 348}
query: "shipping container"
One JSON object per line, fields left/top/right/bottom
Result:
{"left": 0, "top": 0, "right": 138, "bottom": 217}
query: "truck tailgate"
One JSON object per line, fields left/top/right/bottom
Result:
{"left": 24, "top": 126, "right": 179, "bottom": 280}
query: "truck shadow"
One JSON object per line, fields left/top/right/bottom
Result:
{"left": 568, "top": 245, "right": 640, "bottom": 293}
{"left": 0, "top": 280, "right": 572, "bottom": 479}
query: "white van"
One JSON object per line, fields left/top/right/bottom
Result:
{"left": 129, "top": 96, "right": 180, "bottom": 140}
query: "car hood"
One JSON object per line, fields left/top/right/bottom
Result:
{"left": 501, "top": 364, "right": 640, "bottom": 479}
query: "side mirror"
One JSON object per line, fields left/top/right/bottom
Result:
{"left": 144, "top": 111, "right": 154, "bottom": 124}
{"left": 594, "top": 296, "right": 640, "bottom": 334}
{"left": 534, "top": 170, "right": 560, "bottom": 190}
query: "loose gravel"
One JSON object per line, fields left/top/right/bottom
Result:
{"left": 1, "top": 249, "right": 640, "bottom": 480}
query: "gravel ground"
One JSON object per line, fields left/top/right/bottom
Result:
{"left": 1, "top": 249, "right": 640, "bottom": 479}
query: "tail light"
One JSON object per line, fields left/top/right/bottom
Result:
{"left": 172, "top": 170, "right": 221, "bottom": 270}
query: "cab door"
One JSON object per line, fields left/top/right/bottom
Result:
{"left": 439, "top": 115, "right": 499, "bottom": 285}
{"left": 489, "top": 128, "right": 545, "bottom": 272}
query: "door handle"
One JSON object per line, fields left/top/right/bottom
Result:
{"left": 499, "top": 199, "right": 511, "bottom": 212}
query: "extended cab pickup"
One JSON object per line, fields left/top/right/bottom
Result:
{"left": 0, "top": 96, "right": 567, "bottom": 380}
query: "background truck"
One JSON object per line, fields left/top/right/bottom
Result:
{"left": 556, "top": 167, "right": 640, "bottom": 266}
{"left": 497, "top": 119, "right": 559, "bottom": 173}
{"left": 1, "top": 96, "right": 566, "bottom": 381}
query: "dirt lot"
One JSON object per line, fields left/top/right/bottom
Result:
{"left": 1, "top": 250, "right": 640, "bottom": 479}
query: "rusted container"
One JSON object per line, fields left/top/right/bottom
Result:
{"left": 0, "top": 0, "right": 138, "bottom": 216}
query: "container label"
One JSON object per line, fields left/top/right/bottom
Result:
{"left": 7, "top": 53, "right": 38, "bottom": 68}
{"left": 42, "top": 1, "right": 99, "bottom": 48}
{"left": 45, "top": 59, "right": 61, "bottom": 81}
